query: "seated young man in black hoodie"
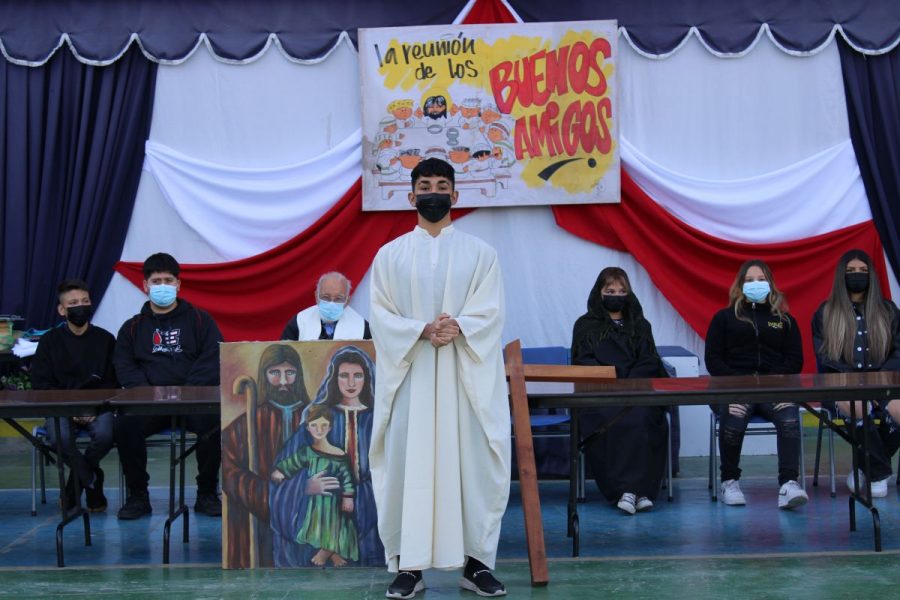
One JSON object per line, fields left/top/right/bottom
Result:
{"left": 113, "top": 253, "right": 224, "bottom": 519}
{"left": 30, "top": 278, "right": 118, "bottom": 512}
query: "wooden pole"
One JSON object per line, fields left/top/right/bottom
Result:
{"left": 504, "top": 339, "right": 549, "bottom": 586}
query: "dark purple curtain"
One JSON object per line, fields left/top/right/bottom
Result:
{"left": 0, "top": 46, "right": 156, "bottom": 328}
{"left": 0, "top": 1, "right": 897, "bottom": 62}
{"left": 839, "top": 40, "right": 900, "bottom": 284}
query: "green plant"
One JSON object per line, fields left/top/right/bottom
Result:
{"left": 1, "top": 371, "right": 31, "bottom": 390}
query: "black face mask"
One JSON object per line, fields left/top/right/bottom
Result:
{"left": 415, "top": 193, "right": 452, "bottom": 223}
{"left": 845, "top": 272, "right": 870, "bottom": 294}
{"left": 66, "top": 304, "right": 93, "bottom": 327}
{"left": 600, "top": 294, "right": 627, "bottom": 313}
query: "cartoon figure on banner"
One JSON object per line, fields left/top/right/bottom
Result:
{"left": 448, "top": 145, "right": 472, "bottom": 178}
{"left": 387, "top": 99, "right": 416, "bottom": 128}
{"left": 398, "top": 148, "right": 422, "bottom": 180}
{"left": 416, "top": 92, "right": 455, "bottom": 125}
{"left": 453, "top": 97, "right": 482, "bottom": 130}
{"left": 479, "top": 102, "right": 502, "bottom": 132}
{"left": 470, "top": 143, "right": 493, "bottom": 179}
{"left": 375, "top": 146, "right": 401, "bottom": 181}
{"left": 379, "top": 116, "right": 404, "bottom": 145}
{"left": 223, "top": 344, "right": 310, "bottom": 569}
{"left": 271, "top": 403, "right": 358, "bottom": 567}
{"left": 270, "top": 345, "right": 384, "bottom": 567}
{"left": 486, "top": 122, "right": 515, "bottom": 170}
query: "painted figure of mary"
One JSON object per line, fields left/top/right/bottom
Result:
{"left": 269, "top": 345, "right": 384, "bottom": 567}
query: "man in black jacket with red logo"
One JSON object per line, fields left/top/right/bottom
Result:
{"left": 113, "top": 253, "right": 223, "bottom": 519}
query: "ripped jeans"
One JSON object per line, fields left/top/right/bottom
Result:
{"left": 718, "top": 402, "right": 801, "bottom": 485}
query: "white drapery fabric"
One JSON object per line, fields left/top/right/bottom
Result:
{"left": 143, "top": 133, "right": 361, "bottom": 259}
{"left": 622, "top": 137, "right": 871, "bottom": 243}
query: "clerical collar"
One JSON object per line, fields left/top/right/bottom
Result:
{"left": 414, "top": 224, "right": 455, "bottom": 237}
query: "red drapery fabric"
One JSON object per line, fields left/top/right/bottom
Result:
{"left": 116, "top": 181, "right": 417, "bottom": 341}
{"left": 553, "top": 170, "right": 889, "bottom": 372}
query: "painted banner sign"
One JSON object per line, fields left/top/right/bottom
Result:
{"left": 359, "top": 20, "right": 619, "bottom": 210}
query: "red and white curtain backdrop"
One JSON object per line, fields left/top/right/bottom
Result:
{"left": 99, "top": 0, "right": 899, "bottom": 375}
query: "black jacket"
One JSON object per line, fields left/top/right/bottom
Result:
{"left": 571, "top": 287, "right": 667, "bottom": 379}
{"left": 114, "top": 298, "right": 223, "bottom": 388}
{"left": 811, "top": 300, "right": 900, "bottom": 373}
{"left": 704, "top": 303, "right": 803, "bottom": 376}
{"left": 30, "top": 324, "right": 118, "bottom": 390}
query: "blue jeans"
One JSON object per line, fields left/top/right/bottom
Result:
{"left": 45, "top": 412, "right": 114, "bottom": 487}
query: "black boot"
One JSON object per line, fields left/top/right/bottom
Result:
{"left": 117, "top": 488, "right": 152, "bottom": 520}
{"left": 85, "top": 468, "right": 108, "bottom": 513}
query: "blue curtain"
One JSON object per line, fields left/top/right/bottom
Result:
{"left": 0, "top": 46, "right": 156, "bottom": 328}
{"left": 839, "top": 40, "right": 900, "bottom": 284}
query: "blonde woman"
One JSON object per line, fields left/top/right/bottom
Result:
{"left": 812, "top": 249, "right": 900, "bottom": 497}
{"left": 705, "top": 260, "right": 807, "bottom": 509}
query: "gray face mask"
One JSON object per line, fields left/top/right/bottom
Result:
{"left": 415, "top": 193, "right": 452, "bottom": 223}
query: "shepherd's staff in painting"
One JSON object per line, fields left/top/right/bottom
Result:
{"left": 232, "top": 375, "right": 259, "bottom": 568}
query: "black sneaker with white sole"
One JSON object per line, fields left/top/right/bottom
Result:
{"left": 386, "top": 570, "right": 424, "bottom": 599}
{"left": 460, "top": 566, "right": 507, "bottom": 597}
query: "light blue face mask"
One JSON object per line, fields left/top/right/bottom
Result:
{"left": 318, "top": 300, "right": 345, "bottom": 322}
{"left": 742, "top": 280, "right": 770, "bottom": 303}
{"left": 149, "top": 284, "right": 177, "bottom": 307}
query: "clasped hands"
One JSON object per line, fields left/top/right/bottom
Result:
{"left": 422, "top": 313, "right": 460, "bottom": 348}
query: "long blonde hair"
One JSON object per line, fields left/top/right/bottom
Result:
{"left": 821, "top": 249, "right": 893, "bottom": 365}
{"left": 728, "top": 260, "right": 789, "bottom": 325}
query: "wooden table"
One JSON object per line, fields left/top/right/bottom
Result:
{"left": 504, "top": 340, "right": 900, "bottom": 585}
{"left": 0, "top": 388, "right": 116, "bottom": 567}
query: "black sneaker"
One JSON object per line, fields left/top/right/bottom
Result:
{"left": 386, "top": 570, "right": 424, "bottom": 599}
{"left": 460, "top": 562, "right": 506, "bottom": 597}
{"left": 85, "top": 468, "right": 108, "bottom": 513}
{"left": 117, "top": 490, "right": 152, "bottom": 520}
{"left": 194, "top": 493, "right": 222, "bottom": 517}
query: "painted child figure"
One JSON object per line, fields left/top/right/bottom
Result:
{"left": 271, "top": 404, "right": 358, "bottom": 567}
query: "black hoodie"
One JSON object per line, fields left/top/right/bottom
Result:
{"left": 571, "top": 281, "right": 667, "bottom": 379}
{"left": 114, "top": 298, "right": 223, "bottom": 388}
{"left": 704, "top": 302, "right": 803, "bottom": 376}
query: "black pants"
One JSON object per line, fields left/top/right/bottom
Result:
{"left": 825, "top": 401, "right": 900, "bottom": 481}
{"left": 114, "top": 414, "right": 221, "bottom": 495}
{"left": 718, "top": 402, "right": 800, "bottom": 486}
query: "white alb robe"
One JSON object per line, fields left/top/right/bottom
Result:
{"left": 369, "top": 224, "right": 511, "bottom": 573}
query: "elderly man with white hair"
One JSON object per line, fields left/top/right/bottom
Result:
{"left": 280, "top": 272, "right": 371, "bottom": 341}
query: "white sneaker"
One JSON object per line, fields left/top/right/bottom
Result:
{"left": 720, "top": 479, "right": 746, "bottom": 505}
{"left": 635, "top": 496, "right": 653, "bottom": 512}
{"left": 617, "top": 492, "right": 637, "bottom": 515}
{"left": 778, "top": 480, "right": 808, "bottom": 510}
{"left": 846, "top": 471, "right": 889, "bottom": 498}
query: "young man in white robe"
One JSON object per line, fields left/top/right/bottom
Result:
{"left": 370, "top": 158, "right": 510, "bottom": 599}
